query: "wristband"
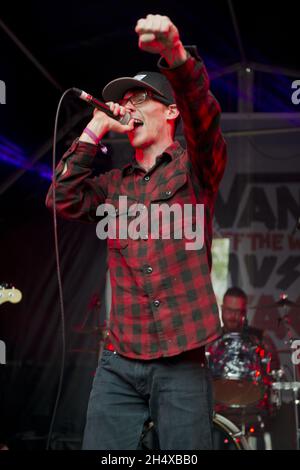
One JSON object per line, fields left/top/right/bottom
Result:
{"left": 83, "top": 127, "right": 102, "bottom": 145}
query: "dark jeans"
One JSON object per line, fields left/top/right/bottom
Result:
{"left": 82, "top": 348, "right": 213, "bottom": 450}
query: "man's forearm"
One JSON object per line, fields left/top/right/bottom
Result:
{"left": 79, "top": 119, "right": 109, "bottom": 145}
{"left": 161, "top": 41, "right": 188, "bottom": 68}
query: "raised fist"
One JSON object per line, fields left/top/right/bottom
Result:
{"left": 135, "top": 14, "right": 181, "bottom": 55}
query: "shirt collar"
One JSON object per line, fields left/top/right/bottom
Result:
{"left": 121, "top": 140, "right": 184, "bottom": 176}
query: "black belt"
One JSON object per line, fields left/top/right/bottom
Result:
{"left": 104, "top": 345, "right": 206, "bottom": 363}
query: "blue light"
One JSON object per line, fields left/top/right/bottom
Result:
{"left": 0, "top": 136, "right": 52, "bottom": 180}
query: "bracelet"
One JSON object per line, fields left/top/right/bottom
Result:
{"left": 83, "top": 127, "right": 102, "bottom": 145}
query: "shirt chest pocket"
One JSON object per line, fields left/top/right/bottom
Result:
{"left": 150, "top": 171, "right": 188, "bottom": 204}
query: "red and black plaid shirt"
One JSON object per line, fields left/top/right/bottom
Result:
{"left": 46, "top": 46, "right": 227, "bottom": 359}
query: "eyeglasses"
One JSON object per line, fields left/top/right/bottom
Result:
{"left": 119, "top": 90, "right": 171, "bottom": 107}
{"left": 222, "top": 306, "right": 246, "bottom": 315}
{"left": 119, "top": 91, "right": 149, "bottom": 107}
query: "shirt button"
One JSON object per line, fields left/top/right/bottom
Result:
{"left": 165, "top": 190, "right": 172, "bottom": 196}
{"left": 146, "top": 266, "right": 153, "bottom": 274}
{"left": 144, "top": 175, "right": 150, "bottom": 181}
{"left": 153, "top": 299, "right": 160, "bottom": 307}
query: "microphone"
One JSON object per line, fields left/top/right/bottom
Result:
{"left": 72, "top": 87, "right": 132, "bottom": 125}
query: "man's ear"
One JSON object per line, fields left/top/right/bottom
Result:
{"left": 166, "top": 104, "right": 180, "bottom": 122}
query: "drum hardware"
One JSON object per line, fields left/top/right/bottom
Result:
{"left": 273, "top": 301, "right": 300, "bottom": 450}
{"left": 232, "top": 291, "right": 300, "bottom": 449}
{"left": 213, "top": 414, "right": 251, "bottom": 450}
{"left": 272, "top": 381, "right": 300, "bottom": 393}
{"left": 138, "top": 414, "right": 251, "bottom": 450}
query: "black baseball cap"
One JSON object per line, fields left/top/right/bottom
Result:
{"left": 102, "top": 71, "right": 175, "bottom": 105}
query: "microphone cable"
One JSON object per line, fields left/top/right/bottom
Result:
{"left": 46, "top": 88, "right": 75, "bottom": 450}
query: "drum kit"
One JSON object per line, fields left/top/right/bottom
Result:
{"left": 208, "top": 293, "right": 300, "bottom": 450}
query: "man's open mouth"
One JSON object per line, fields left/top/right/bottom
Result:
{"left": 133, "top": 118, "right": 144, "bottom": 128}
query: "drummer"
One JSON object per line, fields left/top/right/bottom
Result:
{"left": 221, "top": 286, "right": 247, "bottom": 334}
{"left": 221, "top": 287, "right": 280, "bottom": 370}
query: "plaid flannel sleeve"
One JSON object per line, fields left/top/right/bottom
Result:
{"left": 45, "top": 139, "right": 109, "bottom": 222}
{"left": 159, "top": 46, "right": 227, "bottom": 193}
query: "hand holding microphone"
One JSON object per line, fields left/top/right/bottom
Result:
{"left": 73, "top": 88, "right": 135, "bottom": 145}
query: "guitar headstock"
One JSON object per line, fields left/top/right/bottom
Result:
{"left": 0, "top": 283, "right": 22, "bottom": 305}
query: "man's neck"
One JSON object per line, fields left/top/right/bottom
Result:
{"left": 135, "top": 137, "right": 174, "bottom": 172}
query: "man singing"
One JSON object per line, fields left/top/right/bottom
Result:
{"left": 46, "top": 14, "right": 227, "bottom": 450}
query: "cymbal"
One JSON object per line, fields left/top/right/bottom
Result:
{"left": 249, "top": 294, "right": 300, "bottom": 310}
